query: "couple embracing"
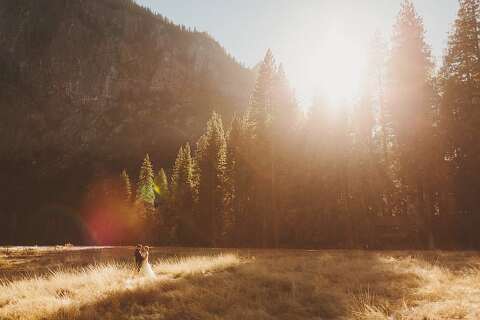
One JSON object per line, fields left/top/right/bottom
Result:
{"left": 134, "top": 245, "right": 155, "bottom": 278}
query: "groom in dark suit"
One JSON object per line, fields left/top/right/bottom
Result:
{"left": 134, "top": 244, "right": 143, "bottom": 272}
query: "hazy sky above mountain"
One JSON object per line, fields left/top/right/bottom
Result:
{"left": 136, "top": 0, "right": 458, "bottom": 105}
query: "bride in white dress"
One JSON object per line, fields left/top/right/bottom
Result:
{"left": 135, "top": 245, "right": 156, "bottom": 278}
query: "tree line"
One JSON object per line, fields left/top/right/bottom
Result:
{"left": 92, "top": 0, "right": 480, "bottom": 249}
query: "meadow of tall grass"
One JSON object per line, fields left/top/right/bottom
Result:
{"left": 1, "top": 247, "right": 479, "bottom": 319}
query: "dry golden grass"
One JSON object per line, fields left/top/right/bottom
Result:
{"left": 391, "top": 254, "right": 480, "bottom": 320}
{"left": 0, "top": 251, "right": 239, "bottom": 320}
{"left": 1, "top": 248, "right": 480, "bottom": 319}
{"left": 347, "top": 252, "right": 480, "bottom": 320}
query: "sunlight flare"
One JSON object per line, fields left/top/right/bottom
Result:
{"left": 292, "top": 27, "right": 367, "bottom": 109}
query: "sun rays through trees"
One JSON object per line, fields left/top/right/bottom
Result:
{"left": 84, "top": 0, "right": 480, "bottom": 249}
{"left": 1, "top": 0, "right": 478, "bottom": 250}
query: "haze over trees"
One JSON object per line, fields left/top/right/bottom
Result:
{"left": 0, "top": 0, "right": 479, "bottom": 249}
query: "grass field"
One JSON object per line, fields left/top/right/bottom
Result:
{"left": 1, "top": 247, "right": 480, "bottom": 319}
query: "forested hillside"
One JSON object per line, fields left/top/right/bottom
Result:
{"left": 0, "top": 0, "right": 254, "bottom": 243}
{"left": 109, "top": 1, "right": 480, "bottom": 250}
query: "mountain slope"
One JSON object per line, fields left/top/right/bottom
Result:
{"left": 0, "top": 0, "right": 254, "bottom": 243}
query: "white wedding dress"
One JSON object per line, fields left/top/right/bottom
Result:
{"left": 139, "top": 260, "right": 156, "bottom": 278}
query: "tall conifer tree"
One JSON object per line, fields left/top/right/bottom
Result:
{"left": 155, "top": 168, "right": 169, "bottom": 200}
{"left": 171, "top": 144, "right": 196, "bottom": 244}
{"left": 195, "top": 112, "right": 227, "bottom": 246}
{"left": 247, "top": 49, "right": 277, "bottom": 247}
{"left": 388, "top": 0, "right": 436, "bottom": 248}
{"left": 439, "top": 0, "right": 480, "bottom": 247}
{"left": 270, "top": 63, "right": 298, "bottom": 247}
{"left": 120, "top": 169, "right": 132, "bottom": 203}
{"left": 136, "top": 154, "right": 155, "bottom": 207}
{"left": 225, "top": 114, "right": 252, "bottom": 245}
{"left": 135, "top": 154, "right": 156, "bottom": 242}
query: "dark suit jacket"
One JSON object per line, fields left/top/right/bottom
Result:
{"left": 134, "top": 247, "right": 143, "bottom": 271}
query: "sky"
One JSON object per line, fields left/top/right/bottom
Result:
{"left": 135, "top": 0, "right": 459, "bottom": 106}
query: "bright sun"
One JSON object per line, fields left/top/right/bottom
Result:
{"left": 317, "top": 32, "right": 366, "bottom": 104}
{"left": 289, "top": 28, "right": 367, "bottom": 109}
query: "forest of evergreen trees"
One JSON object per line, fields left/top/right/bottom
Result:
{"left": 27, "top": 0, "right": 480, "bottom": 249}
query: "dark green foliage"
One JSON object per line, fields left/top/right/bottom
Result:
{"left": 135, "top": 154, "right": 156, "bottom": 242}
{"left": 136, "top": 154, "right": 155, "bottom": 207}
{"left": 387, "top": 0, "right": 437, "bottom": 248}
{"left": 195, "top": 112, "right": 228, "bottom": 246}
{"left": 248, "top": 49, "right": 276, "bottom": 132}
{"left": 154, "top": 168, "right": 170, "bottom": 203}
{"left": 246, "top": 50, "right": 278, "bottom": 247}
{"left": 225, "top": 114, "right": 253, "bottom": 245}
{"left": 438, "top": 0, "right": 480, "bottom": 247}
{"left": 170, "top": 144, "right": 196, "bottom": 245}
{"left": 154, "top": 168, "right": 170, "bottom": 243}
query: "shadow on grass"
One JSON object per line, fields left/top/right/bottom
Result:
{"left": 43, "top": 250, "right": 424, "bottom": 320}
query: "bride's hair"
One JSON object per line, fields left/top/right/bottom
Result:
{"left": 142, "top": 246, "right": 150, "bottom": 259}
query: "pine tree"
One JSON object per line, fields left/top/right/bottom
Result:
{"left": 136, "top": 154, "right": 156, "bottom": 217}
{"left": 151, "top": 168, "right": 169, "bottom": 244}
{"left": 365, "top": 31, "right": 400, "bottom": 220}
{"left": 171, "top": 146, "right": 185, "bottom": 193}
{"left": 120, "top": 169, "right": 132, "bottom": 203}
{"left": 369, "top": 32, "right": 390, "bottom": 163}
{"left": 272, "top": 63, "right": 298, "bottom": 132}
{"left": 195, "top": 112, "right": 227, "bottom": 246}
{"left": 248, "top": 49, "right": 276, "bottom": 132}
{"left": 387, "top": 0, "right": 436, "bottom": 248}
{"left": 270, "top": 63, "right": 299, "bottom": 247}
{"left": 439, "top": 0, "right": 480, "bottom": 247}
{"left": 244, "top": 50, "right": 300, "bottom": 247}
{"left": 171, "top": 144, "right": 196, "bottom": 244}
{"left": 246, "top": 50, "right": 278, "bottom": 247}
{"left": 155, "top": 168, "right": 169, "bottom": 200}
{"left": 225, "top": 114, "right": 252, "bottom": 245}
{"left": 171, "top": 144, "right": 194, "bottom": 200}
{"left": 348, "top": 33, "right": 395, "bottom": 246}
